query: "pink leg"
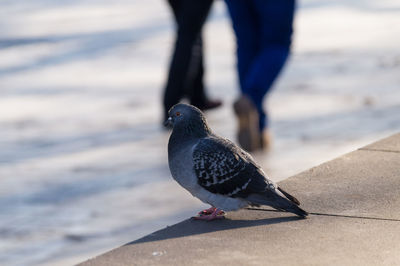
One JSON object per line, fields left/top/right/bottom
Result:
{"left": 198, "top": 207, "right": 216, "bottom": 215}
{"left": 198, "top": 207, "right": 226, "bottom": 216}
{"left": 193, "top": 208, "right": 226, "bottom": 221}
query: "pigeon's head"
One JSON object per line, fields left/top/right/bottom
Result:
{"left": 165, "top": 103, "right": 211, "bottom": 137}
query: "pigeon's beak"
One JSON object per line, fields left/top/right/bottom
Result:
{"left": 164, "top": 116, "right": 173, "bottom": 128}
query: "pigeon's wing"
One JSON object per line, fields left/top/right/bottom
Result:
{"left": 192, "top": 137, "right": 273, "bottom": 198}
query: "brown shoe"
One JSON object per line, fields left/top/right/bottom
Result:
{"left": 233, "top": 96, "right": 262, "bottom": 152}
{"left": 260, "top": 129, "right": 272, "bottom": 150}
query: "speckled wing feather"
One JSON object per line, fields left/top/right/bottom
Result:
{"left": 193, "top": 136, "right": 273, "bottom": 198}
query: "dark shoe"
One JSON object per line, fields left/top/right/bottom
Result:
{"left": 233, "top": 96, "right": 262, "bottom": 152}
{"left": 193, "top": 99, "right": 222, "bottom": 111}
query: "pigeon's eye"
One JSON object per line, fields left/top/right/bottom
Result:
{"left": 175, "top": 112, "right": 181, "bottom": 117}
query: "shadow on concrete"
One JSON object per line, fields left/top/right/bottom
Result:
{"left": 247, "top": 208, "right": 400, "bottom": 222}
{"left": 127, "top": 215, "right": 301, "bottom": 245}
{"left": 0, "top": 22, "right": 168, "bottom": 77}
{"left": 301, "top": 0, "right": 400, "bottom": 12}
{"left": 274, "top": 103, "right": 400, "bottom": 142}
{"left": 0, "top": 122, "right": 163, "bottom": 164}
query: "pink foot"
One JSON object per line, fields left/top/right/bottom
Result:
{"left": 198, "top": 207, "right": 216, "bottom": 215}
{"left": 193, "top": 208, "right": 226, "bottom": 221}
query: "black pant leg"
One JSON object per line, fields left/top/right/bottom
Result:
{"left": 163, "top": 0, "right": 213, "bottom": 118}
{"left": 188, "top": 35, "right": 207, "bottom": 106}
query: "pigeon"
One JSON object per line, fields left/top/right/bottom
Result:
{"left": 165, "top": 103, "right": 308, "bottom": 221}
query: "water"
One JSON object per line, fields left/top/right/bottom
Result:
{"left": 1, "top": 0, "right": 400, "bottom": 265}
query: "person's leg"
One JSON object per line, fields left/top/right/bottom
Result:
{"left": 163, "top": 0, "right": 213, "bottom": 120}
{"left": 188, "top": 34, "right": 222, "bottom": 110}
{"left": 226, "top": 0, "right": 265, "bottom": 151}
{"left": 245, "top": 0, "right": 296, "bottom": 130}
{"left": 226, "top": 0, "right": 262, "bottom": 151}
{"left": 163, "top": 0, "right": 183, "bottom": 120}
{"left": 225, "top": 0, "right": 258, "bottom": 95}
{"left": 167, "top": 0, "right": 181, "bottom": 20}
{"left": 187, "top": 35, "right": 206, "bottom": 106}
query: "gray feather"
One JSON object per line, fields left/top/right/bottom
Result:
{"left": 167, "top": 103, "right": 308, "bottom": 217}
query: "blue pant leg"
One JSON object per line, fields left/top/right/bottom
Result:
{"left": 244, "top": 0, "right": 296, "bottom": 130}
{"left": 224, "top": 0, "right": 258, "bottom": 96}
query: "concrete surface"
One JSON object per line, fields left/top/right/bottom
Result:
{"left": 361, "top": 133, "right": 400, "bottom": 153}
{"left": 79, "top": 133, "right": 400, "bottom": 266}
{"left": 3, "top": 1, "right": 400, "bottom": 265}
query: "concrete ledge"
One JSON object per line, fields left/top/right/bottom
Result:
{"left": 80, "top": 133, "right": 400, "bottom": 265}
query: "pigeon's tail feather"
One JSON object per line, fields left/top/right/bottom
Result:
{"left": 247, "top": 192, "right": 308, "bottom": 218}
{"left": 278, "top": 187, "right": 300, "bottom": 206}
{"left": 284, "top": 203, "right": 308, "bottom": 218}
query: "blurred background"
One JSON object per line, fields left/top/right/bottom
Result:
{"left": 0, "top": 0, "right": 399, "bottom": 265}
